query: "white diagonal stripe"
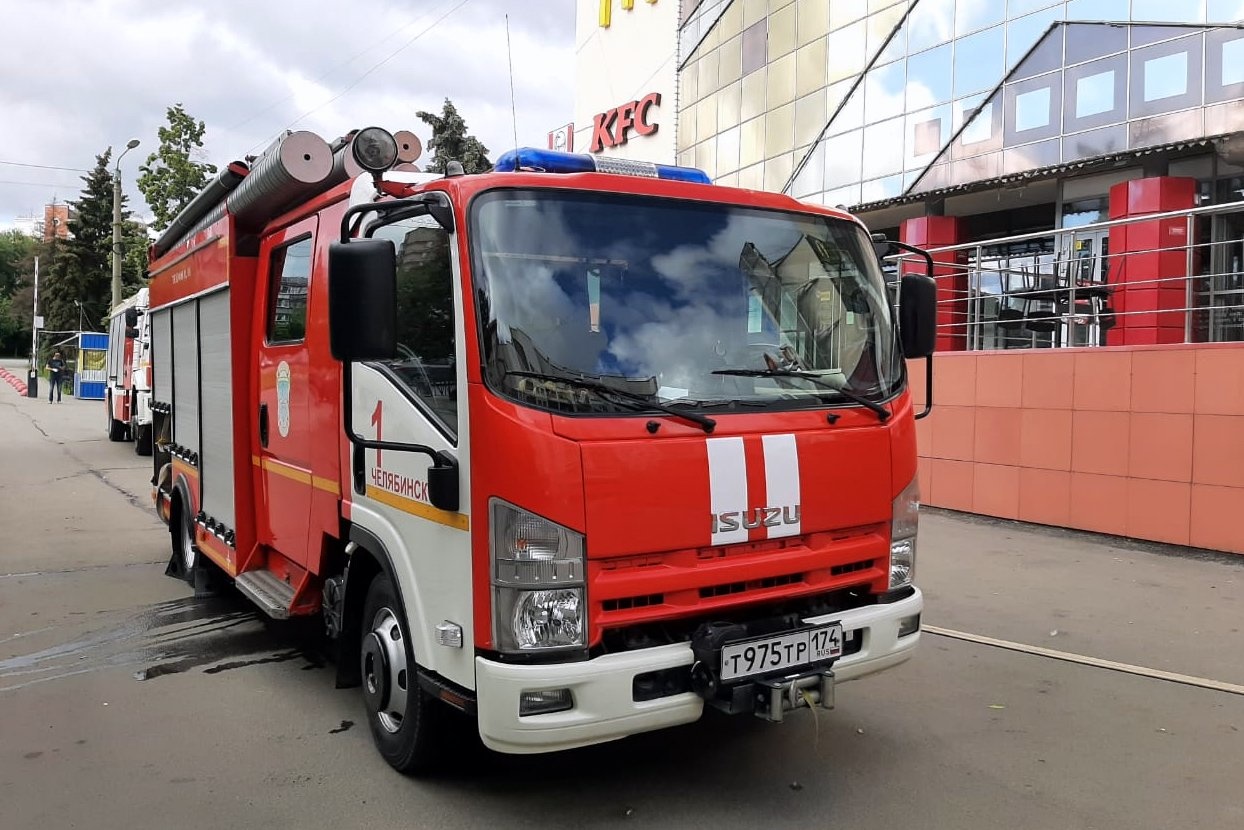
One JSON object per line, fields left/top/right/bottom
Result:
{"left": 707, "top": 436, "right": 748, "bottom": 546}
{"left": 762, "top": 433, "right": 800, "bottom": 539}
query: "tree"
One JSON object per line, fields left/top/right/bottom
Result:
{"left": 0, "top": 229, "right": 36, "bottom": 298}
{"left": 136, "top": 103, "right": 217, "bottom": 232}
{"left": 40, "top": 152, "right": 122, "bottom": 332}
{"left": 416, "top": 98, "right": 492, "bottom": 175}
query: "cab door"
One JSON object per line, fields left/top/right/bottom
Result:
{"left": 253, "top": 217, "right": 317, "bottom": 567}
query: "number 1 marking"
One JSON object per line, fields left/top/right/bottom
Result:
{"left": 370, "top": 400, "right": 383, "bottom": 466}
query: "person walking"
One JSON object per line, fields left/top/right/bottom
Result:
{"left": 46, "top": 350, "right": 66, "bottom": 403}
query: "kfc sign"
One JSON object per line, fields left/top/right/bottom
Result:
{"left": 589, "top": 92, "right": 661, "bottom": 153}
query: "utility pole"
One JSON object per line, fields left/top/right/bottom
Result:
{"left": 111, "top": 138, "right": 141, "bottom": 310}
{"left": 30, "top": 255, "right": 40, "bottom": 369}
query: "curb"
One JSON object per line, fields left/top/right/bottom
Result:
{"left": 0, "top": 367, "right": 29, "bottom": 396}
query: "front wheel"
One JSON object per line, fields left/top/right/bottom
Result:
{"left": 360, "top": 573, "right": 447, "bottom": 774}
{"left": 133, "top": 423, "right": 152, "bottom": 456}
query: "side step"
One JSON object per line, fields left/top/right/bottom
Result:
{"left": 234, "top": 570, "right": 296, "bottom": 620}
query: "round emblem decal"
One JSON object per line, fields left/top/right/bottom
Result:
{"left": 275, "top": 361, "right": 291, "bottom": 438}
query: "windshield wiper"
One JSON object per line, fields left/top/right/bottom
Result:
{"left": 711, "top": 368, "right": 890, "bottom": 422}
{"left": 502, "top": 370, "right": 716, "bottom": 433}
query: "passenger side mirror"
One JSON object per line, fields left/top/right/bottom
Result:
{"left": 124, "top": 307, "right": 139, "bottom": 328}
{"left": 427, "top": 452, "right": 460, "bottom": 513}
{"left": 328, "top": 239, "right": 397, "bottom": 362}
{"left": 899, "top": 273, "right": 937, "bottom": 359}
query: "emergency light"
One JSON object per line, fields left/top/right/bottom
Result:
{"left": 493, "top": 147, "right": 712, "bottom": 184}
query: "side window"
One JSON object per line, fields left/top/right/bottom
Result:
{"left": 374, "top": 217, "right": 458, "bottom": 437}
{"left": 267, "top": 237, "right": 313, "bottom": 343}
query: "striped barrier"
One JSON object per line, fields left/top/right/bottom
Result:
{"left": 0, "top": 367, "right": 28, "bottom": 396}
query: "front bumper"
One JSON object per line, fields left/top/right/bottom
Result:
{"left": 133, "top": 391, "right": 152, "bottom": 427}
{"left": 475, "top": 586, "right": 922, "bottom": 754}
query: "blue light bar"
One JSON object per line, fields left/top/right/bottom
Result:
{"left": 493, "top": 148, "right": 712, "bottom": 184}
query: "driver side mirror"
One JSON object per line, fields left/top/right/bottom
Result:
{"left": 428, "top": 452, "right": 460, "bottom": 513}
{"left": 899, "top": 273, "right": 937, "bottom": 359}
{"left": 124, "top": 307, "right": 139, "bottom": 328}
{"left": 328, "top": 239, "right": 398, "bottom": 362}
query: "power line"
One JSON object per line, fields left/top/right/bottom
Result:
{"left": 251, "top": 0, "right": 474, "bottom": 155}
{"left": 225, "top": 0, "right": 459, "bottom": 133}
{"left": 0, "top": 160, "right": 89, "bottom": 173}
{"left": 0, "top": 179, "right": 77, "bottom": 189}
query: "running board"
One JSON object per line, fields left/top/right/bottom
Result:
{"left": 234, "top": 570, "right": 296, "bottom": 620}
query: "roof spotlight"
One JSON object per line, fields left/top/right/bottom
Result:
{"left": 351, "top": 127, "right": 399, "bottom": 174}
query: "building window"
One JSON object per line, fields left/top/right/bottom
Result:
{"left": 914, "top": 117, "right": 943, "bottom": 156}
{"left": 1222, "top": 37, "right": 1244, "bottom": 86}
{"left": 953, "top": 25, "right": 1006, "bottom": 98}
{"left": 1130, "top": 34, "right": 1203, "bottom": 117}
{"left": 961, "top": 101, "right": 995, "bottom": 145}
{"left": 1076, "top": 70, "right": 1115, "bottom": 118}
{"left": 742, "top": 20, "right": 767, "bottom": 76}
{"left": 1143, "top": 52, "right": 1188, "bottom": 102}
{"left": 1015, "top": 87, "right": 1052, "bottom": 132}
{"left": 907, "top": 42, "right": 953, "bottom": 107}
{"left": 267, "top": 237, "right": 312, "bottom": 344}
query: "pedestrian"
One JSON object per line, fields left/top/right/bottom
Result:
{"left": 46, "top": 350, "right": 66, "bottom": 403}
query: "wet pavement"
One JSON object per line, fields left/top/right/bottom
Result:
{"left": 2, "top": 360, "right": 1242, "bottom": 830}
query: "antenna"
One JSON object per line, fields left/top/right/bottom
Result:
{"left": 505, "top": 14, "right": 520, "bottom": 169}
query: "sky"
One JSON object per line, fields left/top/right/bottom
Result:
{"left": 0, "top": 0, "right": 577, "bottom": 229}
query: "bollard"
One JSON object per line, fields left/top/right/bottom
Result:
{"left": 26, "top": 370, "right": 38, "bottom": 399}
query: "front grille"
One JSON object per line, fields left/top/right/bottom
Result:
{"left": 700, "top": 571, "right": 803, "bottom": 599}
{"left": 598, "top": 586, "right": 874, "bottom": 655}
{"left": 602, "top": 593, "right": 664, "bottom": 612}
{"left": 831, "top": 559, "right": 874, "bottom": 576}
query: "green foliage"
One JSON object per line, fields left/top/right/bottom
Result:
{"left": 122, "top": 219, "right": 149, "bottom": 296}
{"left": 416, "top": 98, "right": 492, "bottom": 175}
{"left": 40, "top": 151, "right": 126, "bottom": 331}
{"left": 136, "top": 103, "right": 217, "bottom": 232}
{"left": 0, "top": 229, "right": 36, "bottom": 298}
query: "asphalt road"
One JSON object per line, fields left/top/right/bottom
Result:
{"left": 1, "top": 368, "right": 1242, "bottom": 830}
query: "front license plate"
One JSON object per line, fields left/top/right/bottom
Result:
{"left": 719, "top": 624, "right": 844, "bottom": 682}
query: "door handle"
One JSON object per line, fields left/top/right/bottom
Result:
{"left": 259, "top": 403, "right": 269, "bottom": 448}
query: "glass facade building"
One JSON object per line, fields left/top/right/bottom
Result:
{"left": 676, "top": 0, "right": 1244, "bottom": 210}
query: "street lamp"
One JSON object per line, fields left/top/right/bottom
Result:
{"left": 111, "top": 138, "right": 141, "bottom": 310}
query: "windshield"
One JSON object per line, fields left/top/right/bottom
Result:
{"left": 469, "top": 189, "right": 902, "bottom": 415}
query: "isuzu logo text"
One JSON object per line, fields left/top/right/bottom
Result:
{"left": 711, "top": 504, "right": 801, "bottom": 534}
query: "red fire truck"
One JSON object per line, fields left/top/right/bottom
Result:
{"left": 104, "top": 287, "right": 153, "bottom": 454}
{"left": 147, "top": 127, "right": 937, "bottom": 773}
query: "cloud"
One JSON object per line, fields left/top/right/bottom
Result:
{"left": 0, "top": 0, "right": 575, "bottom": 227}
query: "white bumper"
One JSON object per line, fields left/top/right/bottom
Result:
{"left": 475, "top": 586, "right": 922, "bottom": 754}
{"left": 133, "top": 390, "right": 152, "bottom": 427}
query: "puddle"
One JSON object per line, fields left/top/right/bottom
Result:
{"left": 0, "top": 592, "right": 326, "bottom": 691}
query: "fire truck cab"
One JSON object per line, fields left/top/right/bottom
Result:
{"left": 104, "top": 286, "right": 153, "bottom": 454}
{"left": 148, "top": 129, "right": 937, "bottom": 774}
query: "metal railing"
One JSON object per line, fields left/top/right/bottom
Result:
{"left": 886, "top": 199, "right": 1244, "bottom": 350}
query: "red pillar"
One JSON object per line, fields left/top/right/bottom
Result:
{"left": 1106, "top": 177, "right": 1197, "bottom": 346}
{"left": 900, "top": 215, "right": 967, "bottom": 352}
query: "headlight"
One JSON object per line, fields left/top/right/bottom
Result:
{"left": 491, "top": 500, "right": 586, "bottom": 652}
{"left": 889, "top": 477, "right": 919, "bottom": 589}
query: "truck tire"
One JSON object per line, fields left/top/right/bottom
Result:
{"left": 360, "top": 573, "right": 446, "bottom": 774}
{"left": 106, "top": 394, "right": 127, "bottom": 442}
{"left": 172, "top": 498, "right": 200, "bottom": 578}
{"left": 133, "top": 423, "right": 153, "bottom": 456}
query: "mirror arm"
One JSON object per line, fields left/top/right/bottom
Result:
{"left": 339, "top": 193, "right": 456, "bottom": 243}
{"left": 874, "top": 235, "right": 936, "bottom": 421}
{"left": 884, "top": 239, "right": 936, "bottom": 280}
{"left": 340, "top": 361, "right": 457, "bottom": 468}
{"left": 914, "top": 354, "right": 933, "bottom": 421}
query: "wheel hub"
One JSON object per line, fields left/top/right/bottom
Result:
{"left": 361, "top": 607, "right": 408, "bottom": 734}
{"left": 361, "top": 632, "right": 390, "bottom": 710}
